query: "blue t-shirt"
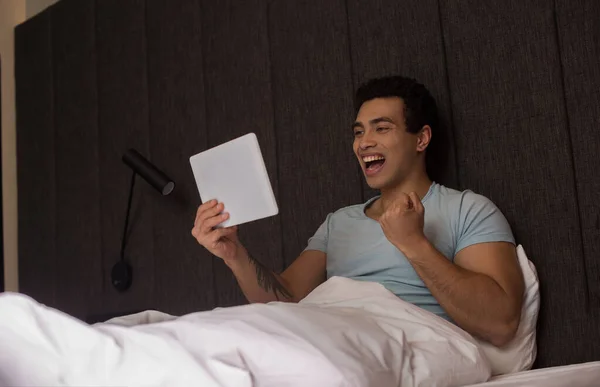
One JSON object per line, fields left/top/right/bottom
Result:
{"left": 304, "top": 182, "right": 515, "bottom": 321}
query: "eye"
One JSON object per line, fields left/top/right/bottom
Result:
{"left": 376, "top": 126, "right": 390, "bottom": 133}
{"left": 353, "top": 130, "right": 364, "bottom": 137}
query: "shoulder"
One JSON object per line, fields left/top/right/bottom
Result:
{"left": 433, "top": 186, "right": 515, "bottom": 251}
{"left": 433, "top": 183, "right": 499, "bottom": 213}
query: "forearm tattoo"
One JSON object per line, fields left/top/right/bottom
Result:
{"left": 247, "top": 254, "right": 292, "bottom": 301}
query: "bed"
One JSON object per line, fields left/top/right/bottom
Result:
{"left": 11, "top": 0, "right": 600, "bottom": 385}
{"left": 3, "top": 272, "right": 598, "bottom": 386}
{"left": 470, "top": 362, "right": 600, "bottom": 386}
{"left": 1, "top": 247, "right": 598, "bottom": 386}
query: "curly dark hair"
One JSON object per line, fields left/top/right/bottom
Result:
{"left": 354, "top": 76, "right": 439, "bottom": 135}
{"left": 354, "top": 76, "right": 447, "bottom": 181}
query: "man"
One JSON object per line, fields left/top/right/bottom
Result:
{"left": 191, "top": 76, "right": 524, "bottom": 347}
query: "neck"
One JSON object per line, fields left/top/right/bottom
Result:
{"left": 378, "top": 173, "right": 432, "bottom": 214}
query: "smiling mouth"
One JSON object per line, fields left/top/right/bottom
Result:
{"left": 362, "top": 155, "right": 386, "bottom": 176}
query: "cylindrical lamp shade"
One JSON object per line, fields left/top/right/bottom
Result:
{"left": 122, "top": 149, "right": 175, "bottom": 195}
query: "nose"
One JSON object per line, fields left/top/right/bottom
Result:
{"left": 358, "top": 131, "right": 376, "bottom": 150}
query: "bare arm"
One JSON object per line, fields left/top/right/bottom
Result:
{"left": 191, "top": 198, "right": 327, "bottom": 304}
{"left": 379, "top": 192, "right": 524, "bottom": 346}
{"left": 226, "top": 248, "right": 327, "bottom": 303}
{"left": 402, "top": 240, "right": 524, "bottom": 346}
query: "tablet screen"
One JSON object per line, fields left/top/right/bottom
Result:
{"left": 190, "top": 133, "right": 279, "bottom": 227}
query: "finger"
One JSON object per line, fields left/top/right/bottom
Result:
{"left": 228, "top": 226, "right": 239, "bottom": 240}
{"left": 194, "top": 199, "right": 217, "bottom": 226}
{"left": 192, "top": 208, "right": 224, "bottom": 239}
{"left": 221, "top": 226, "right": 238, "bottom": 236}
{"left": 208, "top": 226, "right": 237, "bottom": 245}
{"left": 414, "top": 192, "right": 425, "bottom": 213}
{"left": 201, "top": 212, "right": 229, "bottom": 233}
{"left": 408, "top": 192, "right": 421, "bottom": 212}
{"left": 399, "top": 192, "right": 412, "bottom": 210}
{"left": 197, "top": 201, "right": 225, "bottom": 226}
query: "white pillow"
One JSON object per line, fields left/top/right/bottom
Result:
{"left": 477, "top": 244, "right": 540, "bottom": 375}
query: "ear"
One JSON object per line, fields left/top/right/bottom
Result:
{"left": 416, "top": 125, "right": 432, "bottom": 152}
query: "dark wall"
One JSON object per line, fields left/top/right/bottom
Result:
{"left": 15, "top": 0, "right": 600, "bottom": 368}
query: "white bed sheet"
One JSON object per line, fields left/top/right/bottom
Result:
{"left": 467, "top": 361, "right": 600, "bottom": 386}
{"left": 0, "top": 276, "right": 492, "bottom": 387}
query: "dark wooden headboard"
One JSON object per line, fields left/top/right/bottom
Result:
{"left": 15, "top": 0, "right": 600, "bottom": 368}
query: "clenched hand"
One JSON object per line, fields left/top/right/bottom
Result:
{"left": 379, "top": 192, "right": 427, "bottom": 257}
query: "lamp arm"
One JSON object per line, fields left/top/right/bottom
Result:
{"left": 111, "top": 171, "right": 135, "bottom": 292}
{"left": 120, "top": 171, "right": 136, "bottom": 262}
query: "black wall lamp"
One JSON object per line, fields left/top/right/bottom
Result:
{"left": 111, "top": 149, "right": 175, "bottom": 292}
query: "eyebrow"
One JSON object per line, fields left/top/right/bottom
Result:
{"left": 352, "top": 116, "right": 396, "bottom": 130}
{"left": 370, "top": 117, "right": 395, "bottom": 125}
{"left": 352, "top": 121, "right": 364, "bottom": 130}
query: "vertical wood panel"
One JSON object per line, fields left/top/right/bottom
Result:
{"left": 440, "top": 0, "right": 591, "bottom": 367}
{"left": 146, "top": 0, "right": 214, "bottom": 314}
{"left": 201, "top": 0, "right": 281, "bottom": 305}
{"left": 269, "top": 0, "right": 362, "bottom": 266}
{"left": 96, "top": 0, "right": 155, "bottom": 314}
{"left": 51, "top": 0, "right": 102, "bottom": 318}
{"left": 556, "top": 0, "right": 600, "bottom": 315}
{"left": 346, "top": 0, "right": 457, "bottom": 191}
{"left": 15, "top": 11, "right": 56, "bottom": 306}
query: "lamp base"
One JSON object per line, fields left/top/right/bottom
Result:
{"left": 111, "top": 261, "right": 132, "bottom": 292}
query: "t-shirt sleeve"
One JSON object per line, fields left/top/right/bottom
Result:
{"left": 304, "top": 213, "right": 332, "bottom": 253}
{"left": 455, "top": 191, "right": 515, "bottom": 254}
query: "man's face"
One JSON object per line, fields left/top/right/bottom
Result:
{"left": 352, "top": 97, "right": 421, "bottom": 190}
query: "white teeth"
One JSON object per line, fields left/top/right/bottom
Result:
{"left": 362, "top": 155, "right": 385, "bottom": 162}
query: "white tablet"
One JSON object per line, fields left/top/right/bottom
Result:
{"left": 190, "top": 133, "right": 279, "bottom": 228}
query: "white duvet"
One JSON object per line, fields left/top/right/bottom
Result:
{"left": 0, "top": 277, "right": 491, "bottom": 387}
